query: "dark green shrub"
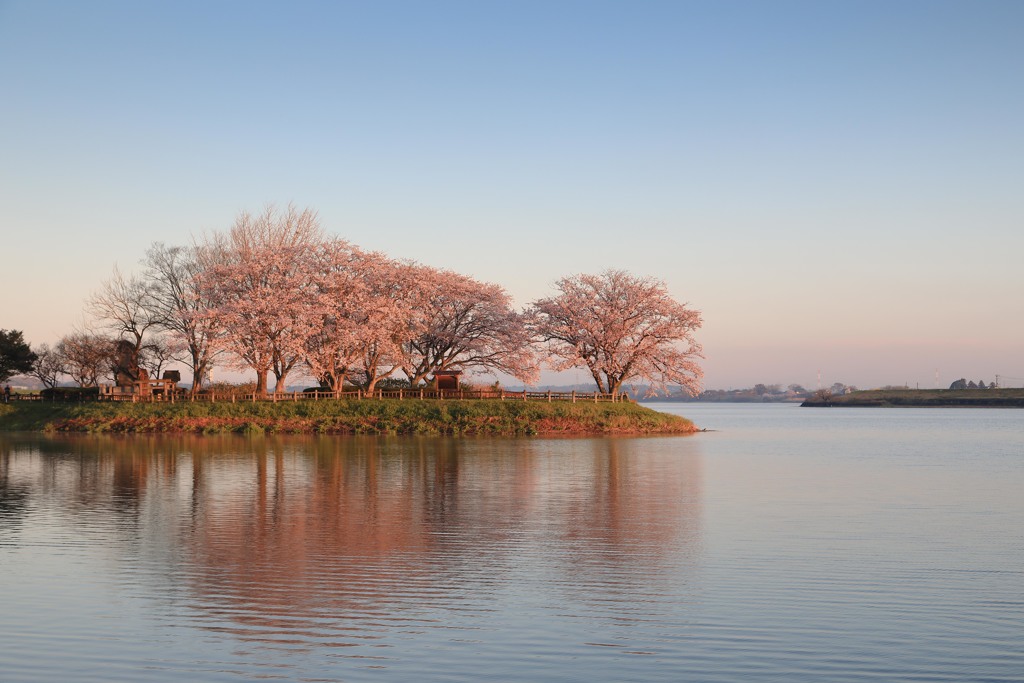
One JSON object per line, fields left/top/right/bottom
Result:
{"left": 40, "top": 386, "right": 100, "bottom": 401}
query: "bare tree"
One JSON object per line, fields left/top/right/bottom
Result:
{"left": 143, "top": 243, "right": 220, "bottom": 393}
{"left": 88, "top": 266, "right": 164, "bottom": 383}
{"left": 29, "top": 342, "right": 64, "bottom": 389}
{"left": 140, "top": 334, "right": 177, "bottom": 380}
{"left": 56, "top": 333, "right": 115, "bottom": 387}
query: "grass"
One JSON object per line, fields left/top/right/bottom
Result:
{"left": 803, "top": 387, "right": 1024, "bottom": 408}
{"left": 0, "top": 398, "right": 697, "bottom": 436}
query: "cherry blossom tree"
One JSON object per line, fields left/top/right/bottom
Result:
{"left": 403, "top": 265, "right": 539, "bottom": 386}
{"left": 357, "top": 258, "right": 429, "bottom": 392}
{"left": 302, "top": 239, "right": 372, "bottom": 392}
{"left": 531, "top": 269, "right": 703, "bottom": 397}
{"left": 303, "top": 248, "right": 423, "bottom": 393}
{"left": 198, "top": 204, "right": 324, "bottom": 394}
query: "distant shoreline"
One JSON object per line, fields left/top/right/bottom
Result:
{"left": 802, "top": 388, "right": 1024, "bottom": 408}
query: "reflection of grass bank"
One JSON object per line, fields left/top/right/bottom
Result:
{"left": 0, "top": 399, "right": 697, "bottom": 436}
{"left": 802, "top": 388, "right": 1024, "bottom": 408}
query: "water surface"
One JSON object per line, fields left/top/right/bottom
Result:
{"left": 1, "top": 404, "right": 1021, "bottom": 682}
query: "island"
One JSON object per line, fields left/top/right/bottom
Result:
{"left": 0, "top": 398, "right": 697, "bottom": 436}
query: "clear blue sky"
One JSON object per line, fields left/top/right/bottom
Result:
{"left": 2, "top": 0, "right": 1022, "bottom": 389}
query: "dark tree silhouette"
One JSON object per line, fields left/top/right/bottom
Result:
{"left": 0, "top": 329, "right": 37, "bottom": 383}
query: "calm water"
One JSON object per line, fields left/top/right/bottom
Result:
{"left": 1, "top": 404, "right": 1022, "bottom": 682}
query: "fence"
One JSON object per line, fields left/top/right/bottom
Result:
{"left": 14, "top": 388, "right": 624, "bottom": 404}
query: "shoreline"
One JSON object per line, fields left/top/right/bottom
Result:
{"left": 0, "top": 399, "right": 697, "bottom": 436}
{"left": 802, "top": 388, "right": 1024, "bottom": 408}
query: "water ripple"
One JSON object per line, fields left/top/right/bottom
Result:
{"left": 1, "top": 421, "right": 1022, "bottom": 682}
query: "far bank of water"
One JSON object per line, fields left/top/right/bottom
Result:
{"left": 1, "top": 404, "right": 1021, "bottom": 682}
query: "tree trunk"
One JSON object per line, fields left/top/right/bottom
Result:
{"left": 190, "top": 349, "right": 206, "bottom": 395}
{"left": 190, "top": 365, "right": 206, "bottom": 395}
{"left": 365, "top": 365, "right": 399, "bottom": 394}
{"left": 274, "top": 369, "right": 290, "bottom": 394}
{"left": 255, "top": 370, "right": 268, "bottom": 394}
{"left": 273, "top": 355, "right": 298, "bottom": 394}
{"left": 608, "top": 378, "right": 622, "bottom": 398}
{"left": 317, "top": 370, "right": 344, "bottom": 393}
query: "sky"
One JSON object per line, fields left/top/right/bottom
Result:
{"left": 2, "top": 0, "right": 1023, "bottom": 390}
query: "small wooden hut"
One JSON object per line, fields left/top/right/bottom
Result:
{"left": 433, "top": 370, "right": 463, "bottom": 391}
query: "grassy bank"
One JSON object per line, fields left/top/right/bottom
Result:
{"left": 0, "top": 399, "right": 696, "bottom": 436}
{"left": 802, "top": 388, "right": 1024, "bottom": 408}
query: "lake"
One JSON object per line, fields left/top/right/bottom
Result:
{"left": 1, "top": 404, "right": 1021, "bottom": 682}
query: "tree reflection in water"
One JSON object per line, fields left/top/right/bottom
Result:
{"left": 0, "top": 433, "right": 702, "bottom": 651}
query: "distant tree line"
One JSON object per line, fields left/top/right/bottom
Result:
{"left": 948, "top": 378, "right": 996, "bottom": 390}
{"left": 655, "top": 382, "right": 856, "bottom": 403}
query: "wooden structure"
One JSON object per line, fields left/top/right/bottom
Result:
{"left": 47, "top": 387, "right": 626, "bottom": 404}
{"left": 433, "top": 370, "right": 463, "bottom": 391}
{"left": 100, "top": 378, "right": 179, "bottom": 400}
